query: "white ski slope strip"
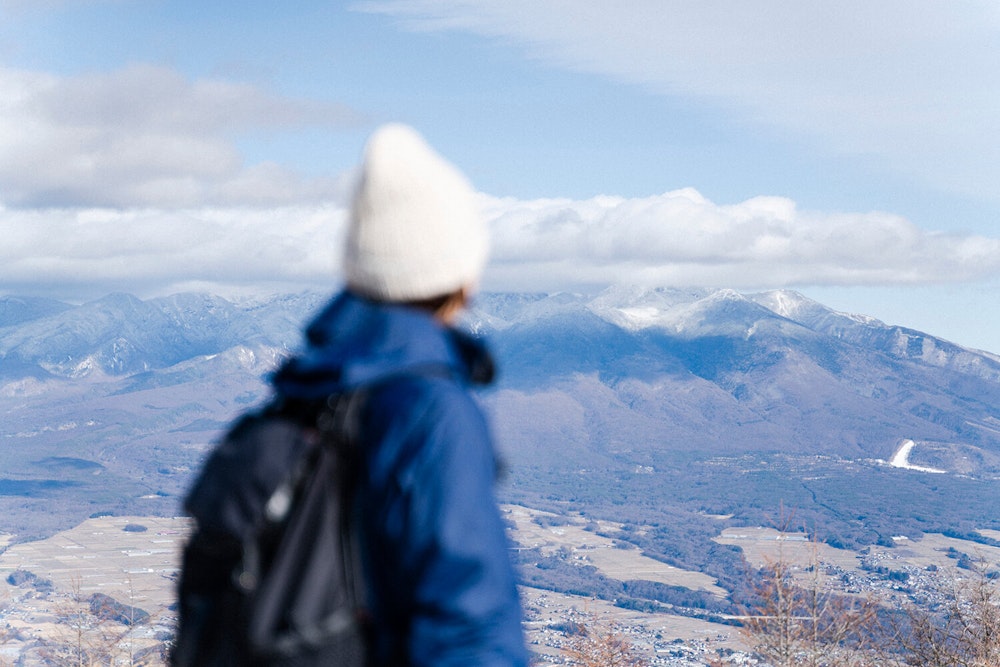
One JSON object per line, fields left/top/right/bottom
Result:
{"left": 889, "top": 439, "right": 946, "bottom": 474}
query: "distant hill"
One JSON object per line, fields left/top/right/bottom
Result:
{"left": 1, "top": 288, "right": 999, "bottom": 569}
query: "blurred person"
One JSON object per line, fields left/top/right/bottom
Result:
{"left": 270, "top": 124, "right": 528, "bottom": 667}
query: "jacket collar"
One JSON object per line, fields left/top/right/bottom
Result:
{"left": 272, "top": 291, "right": 494, "bottom": 399}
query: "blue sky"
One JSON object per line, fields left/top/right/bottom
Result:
{"left": 0, "top": 1, "right": 998, "bottom": 353}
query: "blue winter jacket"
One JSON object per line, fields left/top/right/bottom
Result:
{"left": 272, "top": 291, "right": 528, "bottom": 667}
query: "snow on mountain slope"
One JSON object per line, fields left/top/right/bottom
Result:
{"left": 1, "top": 287, "right": 997, "bottom": 466}
{"left": 1, "top": 287, "right": 999, "bottom": 546}
{"left": 749, "top": 289, "right": 1000, "bottom": 381}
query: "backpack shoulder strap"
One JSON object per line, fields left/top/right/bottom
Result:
{"left": 316, "top": 387, "right": 369, "bottom": 449}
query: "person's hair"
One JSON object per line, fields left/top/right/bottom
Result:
{"left": 403, "top": 288, "right": 467, "bottom": 318}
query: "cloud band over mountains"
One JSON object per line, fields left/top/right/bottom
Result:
{"left": 484, "top": 190, "right": 1000, "bottom": 291}
{"left": 2, "top": 189, "right": 997, "bottom": 300}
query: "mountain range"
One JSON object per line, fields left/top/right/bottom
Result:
{"left": 1, "top": 288, "right": 999, "bottom": 566}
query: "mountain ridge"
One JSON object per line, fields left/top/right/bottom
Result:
{"left": 0, "top": 287, "right": 998, "bottom": 550}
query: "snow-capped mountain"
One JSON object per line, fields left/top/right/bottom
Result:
{"left": 1, "top": 288, "right": 999, "bottom": 547}
{"left": 467, "top": 288, "right": 1000, "bottom": 465}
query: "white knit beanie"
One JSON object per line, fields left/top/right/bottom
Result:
{"left": 343, "top": 123, "right": 489, "bottom": 303}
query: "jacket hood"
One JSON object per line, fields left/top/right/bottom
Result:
{"left": 272, "top": 291, "right": 494, "bottom": 400}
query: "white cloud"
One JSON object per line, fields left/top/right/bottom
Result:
{"left": 358, "top": 1, "right": 1000, "bottom": 204}
{"left": 483, "top": 189, "right": 1000, "bottom": 292}
{"left": 0, "top": 204, "right": 347, "bottom": 300}
{"left": 0, "top": 64, "right": 361, "bottom": 208}
{"left": 3, "top": 189, "right": 997, "bottom": 300}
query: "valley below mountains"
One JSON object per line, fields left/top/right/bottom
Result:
{"left": 1, "top": 286, "right": 1000, "bottom": 662}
